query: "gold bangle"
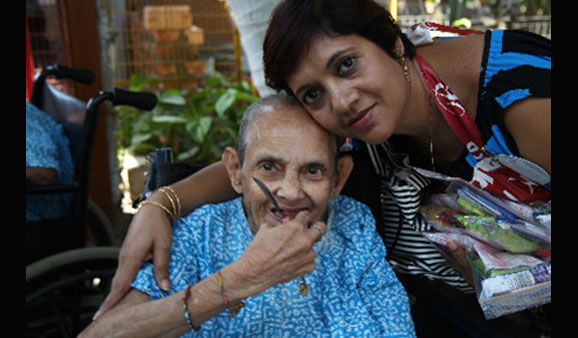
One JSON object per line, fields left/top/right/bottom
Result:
{"left": 165, "top": 186, "right": 181, "bottom": 219}
{"left": 158, "top": 187, "right": 177, "bottom": 220}
{"left": 159, "top": 186, "right": 181, "bottom": 219}
{"left": 139, "top": 200, "right": 175, "bottom": 221}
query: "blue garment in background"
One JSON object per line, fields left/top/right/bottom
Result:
{"left": 26, "top": 102, "right": 75, "bottom": 221}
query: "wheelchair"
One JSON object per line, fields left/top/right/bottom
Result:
{"left": 26, "top": 65, "right": 158, "bottom": 338}
{"left": 27, "top": 64, "right": 113, "bottom": 261}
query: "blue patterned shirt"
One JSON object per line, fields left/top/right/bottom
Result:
{"left": 26, "top": 102, "right": 75, "bottom": 221}
{"left": 132, "top": 195, "right": 416, "bottom": 337}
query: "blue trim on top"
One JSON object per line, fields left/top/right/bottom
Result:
{"left": 494, "top": 88, "right": 532, "bottom": 109}
{"left": 482, "top": 30, "right": 551, "bottom": 92}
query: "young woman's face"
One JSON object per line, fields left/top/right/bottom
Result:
{"left": 287, "top": 34, "right": 409, "bottom": 144}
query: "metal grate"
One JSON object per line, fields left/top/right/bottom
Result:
{"left": 27, "top": 0, "right": 71, "bottom": 69}
{"left": 112, "top": 0, "right": 242, "bottom": 90}
{"left": 26, "top": 0, "right": 73, "bottom": 94}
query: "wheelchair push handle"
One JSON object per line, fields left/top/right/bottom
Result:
{"left": 42, "top": 64, "right": 95, "bottom": 85}
{"left": 87, "top": 88, "right": 158, "bottom": 112}
{"left": 110, "top": 87, "right": 158, "bottom": 111}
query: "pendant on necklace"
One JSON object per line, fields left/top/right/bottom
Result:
{"left": 298, "top": 278, "right": 309, "bottom": 296}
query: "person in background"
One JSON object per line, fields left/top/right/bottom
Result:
{"left": 26, "top": 101, "right": 75, "bottom": 221}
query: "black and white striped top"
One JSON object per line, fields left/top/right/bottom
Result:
{"left": 365, "top": 142, "right": 474, "bottom": 293}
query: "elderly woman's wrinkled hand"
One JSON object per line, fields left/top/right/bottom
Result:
{"left": 234, "top": 210, "right": 326, "bottom": 294}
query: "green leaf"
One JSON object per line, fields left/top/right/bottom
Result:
{"left": 191, "top": 117, "right": 212, "bottom": 143}
{"left": 234, "top": 91, "right": 259, "bottom": 103}
{"left": 176, "top": 146, "right": 200, "bottom": 161}
{"left": 198, "top": 116, "right": 212, "bottom": 135}
{"left": 129, "top": 133, "right": 153, "bottom": 149}
{"left": 192, "top": 126, "right": 204, "bottom": 143}
{"left": 239, "top": 80, "right": 251, "bottom": 92}
{"left": 129, "top": 74, "right": 145, "bottom": 91}
{"left": 159, "top": 90, "right": 186, "bottom": 105}
{"left": 206, "top": 73, "right": 224, "bottom": 88}
{"left": 152, "top": 115, "right": 187, "bottom": 124}
{"left": 215, "top": 89, "right": 236, "bottom": 117}
{"left": 131, "top": 132, "right": 152, "bottom": 143}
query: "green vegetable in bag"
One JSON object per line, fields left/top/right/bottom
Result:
{"left": 455, "top": 216, "right": 541, "bottom": 253}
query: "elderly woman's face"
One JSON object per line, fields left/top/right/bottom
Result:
{"left": 239, "top": 105, "right": 338, "bottom": 233}
{"left": 287, "top": 33, "right": 409, "bottom": 144}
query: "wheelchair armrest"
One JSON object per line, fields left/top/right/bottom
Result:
{"left": 26, "top": 182, "right": 80, "bottom": 195}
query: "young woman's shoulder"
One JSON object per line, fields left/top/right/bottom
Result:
{"left": 416, "top": 34, "right": 485, "bottom": 115}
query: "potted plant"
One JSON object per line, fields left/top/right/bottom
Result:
{"left": 116, "top": 72, "right": 258, "bottom": 204}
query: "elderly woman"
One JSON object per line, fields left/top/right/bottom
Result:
{"left": 82, "top": 94, "right": 415, "bottom": 337}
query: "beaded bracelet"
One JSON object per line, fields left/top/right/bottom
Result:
{"left": 217, "top": 270, "right": 245, "bottom": 317}
{"left": 182, "top": 285, "right": 201, "bottom": 331}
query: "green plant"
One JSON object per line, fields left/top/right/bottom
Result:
{"left": 116, "top": 73, "right": 258, "bottom": 164}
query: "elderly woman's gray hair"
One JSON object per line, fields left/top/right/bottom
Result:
{"left": 236, "top": 93, "right": 338, "bottom": 168}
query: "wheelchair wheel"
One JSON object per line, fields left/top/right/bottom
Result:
{"left": 26, "top": 247, "right": 119, "bottom": 338}
{"left": 87, "top": 199, "right": 117, "bottom": 246}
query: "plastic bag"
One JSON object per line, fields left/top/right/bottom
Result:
{"left": 420, "top": 178, "right": 551, "bottom": 319}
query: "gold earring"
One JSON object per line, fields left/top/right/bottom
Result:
{"left": 401, "top": 56, "right": 409, "bottom": 83}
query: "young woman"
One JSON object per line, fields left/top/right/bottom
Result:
{"left": 97, "top": 0, "right": 550, "bottom": 333}
{"left": 261, "top": 0, "right": 551, "bottom": 285}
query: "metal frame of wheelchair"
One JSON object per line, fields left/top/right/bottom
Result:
{"left": 26, "top": 65, "right": 157, "bottom": 337}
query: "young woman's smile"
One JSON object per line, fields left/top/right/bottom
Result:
{"left": 347, "top": 103, "right": 376, "bottom": 130}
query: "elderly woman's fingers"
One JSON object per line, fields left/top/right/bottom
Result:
{"left": 93, "top": 251, "right": 142, "bottom": 320}
{"left": 308, "top": 222, "right": 326, "bottom": 241}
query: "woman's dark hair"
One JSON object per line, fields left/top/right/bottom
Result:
{"left": 263, "top": 0, "right": 415, "bottom": 94}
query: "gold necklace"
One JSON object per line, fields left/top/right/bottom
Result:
{"left": 415, "top": 59, "right": 436, "bottom": 172}
{"left": 427, "top": 95, "right": 436, "bottom": 172}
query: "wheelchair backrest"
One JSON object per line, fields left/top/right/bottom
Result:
{"left": 39, "top": 81, "right": 87, "bottom": 165}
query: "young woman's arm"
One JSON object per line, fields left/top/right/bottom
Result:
{"left": 503, "top": 97, "right": 551, "bottom": 176}
{"left": 95, "top": 161, "right": 238, "bottom": 320}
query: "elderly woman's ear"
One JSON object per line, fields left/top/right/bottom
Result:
{"left": 330, "top": 154, "right": 354, "bottom": 199}
{"left": 222, "top": 147, "right": 243, "bottom": 194}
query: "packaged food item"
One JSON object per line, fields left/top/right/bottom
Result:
{"left": 420, "top": 204, "right": 463, "bottom": 228}
{"left": 475, "top": 263, "right": 551, "bottom": 319}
